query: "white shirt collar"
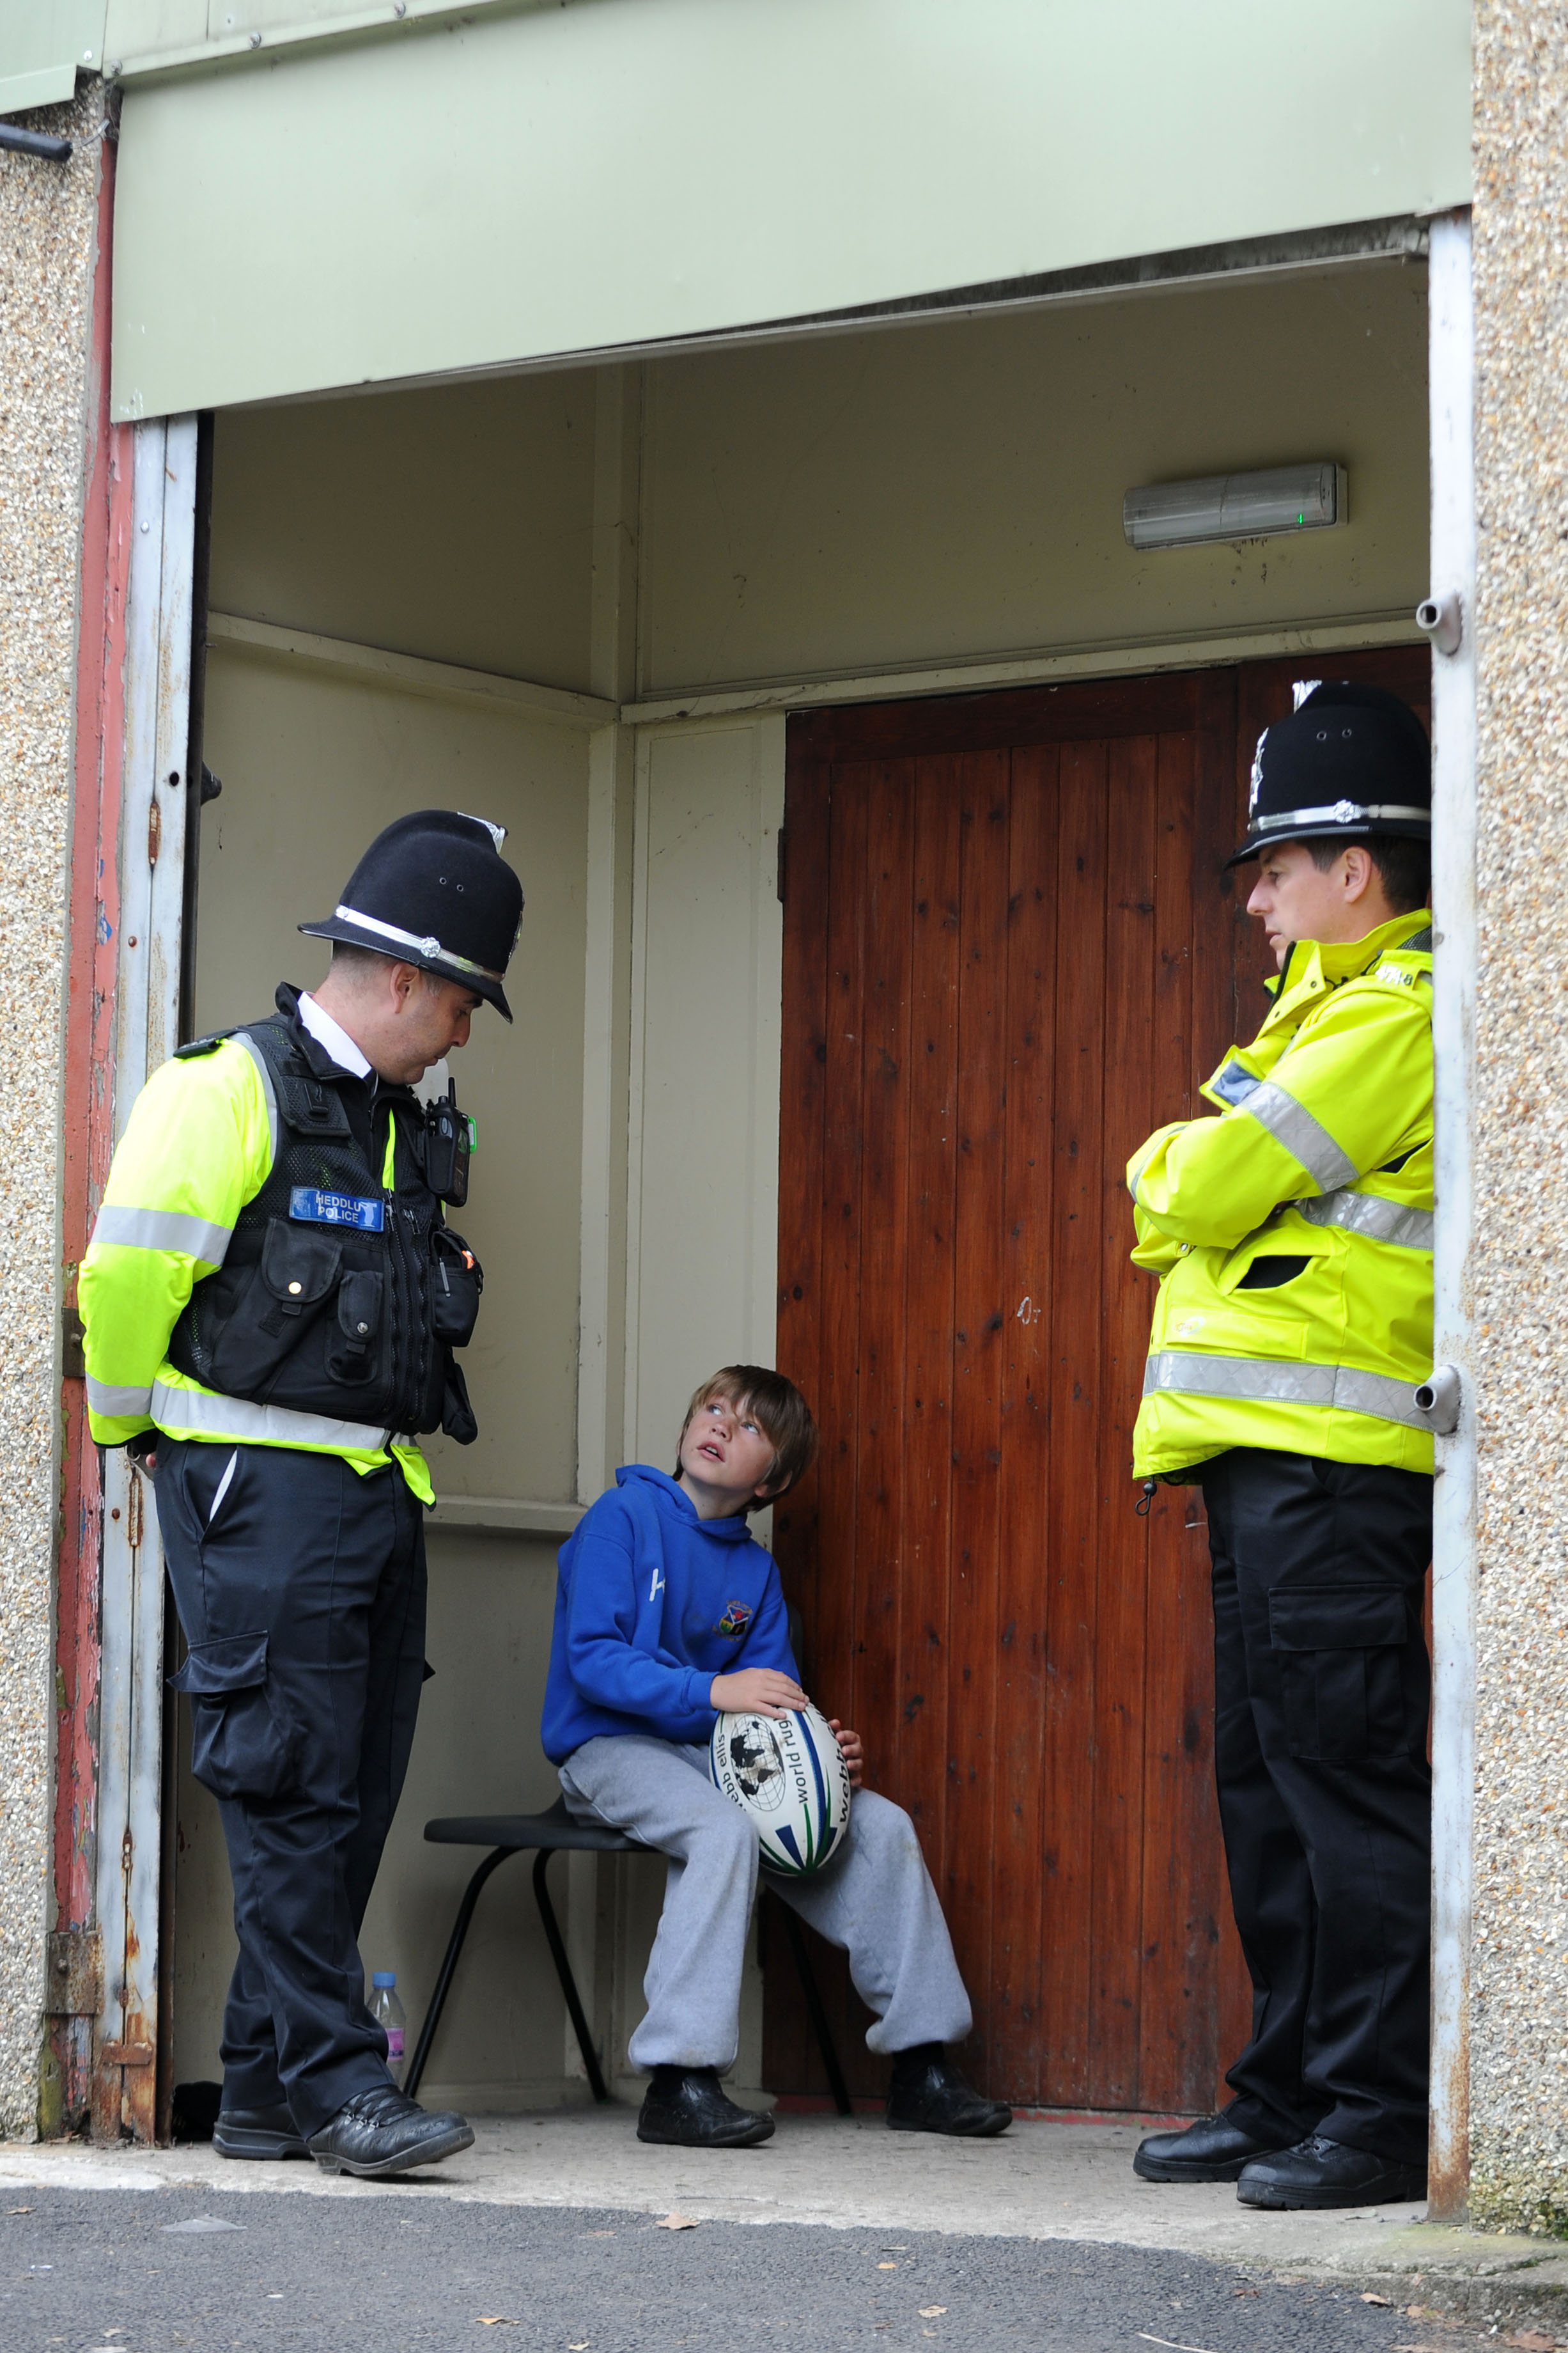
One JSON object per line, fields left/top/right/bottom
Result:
{"left": 297, "top": 991, "right": 373, "bottom": 1080}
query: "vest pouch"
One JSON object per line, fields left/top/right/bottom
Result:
{"left": 324, "top": 1268, "right": 385, "bottom": 1384}
{"left": 441, "top": 1356, "right": 478, "bottom": 1445}
{"left": 206, "top": 1219, "right": 343, "bottom": 1397}
{"left": 430, "top": 1228, "right": 483, "bottom": 1347}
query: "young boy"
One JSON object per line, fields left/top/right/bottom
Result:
{"left": 542, "top": 1364, "right": 1013, "bottom": 2148}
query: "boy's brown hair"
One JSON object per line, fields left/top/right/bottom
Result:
{"left": 676, "top": 1364, "right": 819, "bottom": 1508}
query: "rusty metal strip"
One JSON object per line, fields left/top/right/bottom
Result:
{"left": 53, "top": 121, "right": 128, "bottom": 2141}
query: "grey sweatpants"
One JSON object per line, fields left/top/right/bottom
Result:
{"left": 559, "top": 1734, "right": 972, "bottom": 2073}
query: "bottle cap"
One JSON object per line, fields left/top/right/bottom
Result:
{"left": 371, "top": 1971, "right": 396, "bottom": 1987}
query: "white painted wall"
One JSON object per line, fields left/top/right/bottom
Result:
{"left": 625, "top": 719, "right": 786, "bottom": 1463}
{"left": 174, "top": 640, "right": 593, "bottom": 2100}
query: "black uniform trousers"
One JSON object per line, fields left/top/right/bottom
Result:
{"left": 158, "top": 1438, "right": 426, "bottom": 2134}
{"left": 1199, "top": 1446, "right": 1432, "bottom": 2168}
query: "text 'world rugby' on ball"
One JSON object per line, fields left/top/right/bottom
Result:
{"left": 708, "top": 1700, "right": 851, "bottom": 1875}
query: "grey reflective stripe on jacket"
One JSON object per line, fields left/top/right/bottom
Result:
{"left": 150, "top": 1379, "right": 390, "bottom": 1452}
{"left": 1241, "top": 1080, "right": 1358, "bottom": 1192}
{"left": 1294, "top": 1189, "right": 1434, "bottom": 1251}
{"left": 1142, "top": 1350, "right": 1429, "bottom": 1432}
{"left": 90, "top": 1204, "right": 234, "bottom": 1263}
{"left": 86, "top": 1375, "right": 153, "bottom": 1419}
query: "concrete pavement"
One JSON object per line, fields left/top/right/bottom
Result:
{"left": 1, "top": 2109, "right": 1565, "bottom": 2334}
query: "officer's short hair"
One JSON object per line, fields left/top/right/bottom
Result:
{"left": 1307, "top": 832, "right": 1430, "bottom": 915}
{"left": 329, "top": 941, "right": 445, "bottom": 992}
{"left": 677, "top": 1364, "right": 820, "bottom": 1506}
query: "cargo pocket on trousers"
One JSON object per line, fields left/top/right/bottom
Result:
{"left": 169, "top": 1632, "right": 299, "bottom": 1801}
{"left": 1269, "top": 1585, "right": 1412, "bottom": 1762}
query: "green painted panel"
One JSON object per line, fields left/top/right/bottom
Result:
{"left": 0, "top": 0, "right": 107, "bottom": 114}
{"left": 103, "top": 0, "right": 207, "bottom": 58}
{"left": 100, "top": 0, "right": 511, "bottom": 74}
{"left": 111, "top": 0, "right": 1472, "bottom": 421}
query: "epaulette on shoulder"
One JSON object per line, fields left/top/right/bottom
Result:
{"left": 174, "top": 1028, "right": 237, "bottom": 1059}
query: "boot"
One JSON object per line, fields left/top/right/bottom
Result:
{"left": 636, "top": 2066, "right": 775, "bottom": 2148}
{"left": 212, "top": 2102, "right": 309, "bottom": 2162}
{"left": 1237, "top": 2134, "right": 1427, "bottom": 2210}
{"left": 1134, "top": 2109, "right": 1297, "bottom": 2183}
{"left": 887, "top": 2044, "right": 1011, "bottom": 2136}
{"left": 307, "top": 2084, "right": 474, "bottom": 2178}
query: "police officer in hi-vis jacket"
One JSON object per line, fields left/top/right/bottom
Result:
{"left": 81, "top": 811, "right": 523, "bottom": 2180}
{"left": 1127, "top": 684, "right": 1435, "bottom": 2211}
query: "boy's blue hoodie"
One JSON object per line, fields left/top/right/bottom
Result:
{"left": 541, "top": 1465, "right": 799, "bottom": 1763}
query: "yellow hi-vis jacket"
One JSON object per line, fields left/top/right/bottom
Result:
{"left": 79, "top": 1040, "right": 433, "bottom": 1501}
{"left": 1128, "top": 907, "right": 1434, "bottom": 1481}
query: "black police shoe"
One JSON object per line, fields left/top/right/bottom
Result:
{"left": 212, "top": 2103, "right": 309, "bottom": 2162}
{"left": 1236, "top": 2133, "right": 1427, "bottom": 2210}
{"left": 636, "top": 2067, "right": 775, "bottom": 2148}
{"left": 307, "top": 2085, "right": 475, "bottom": 2178}
{"left": 1133, "top": 2110, "right": 1298, "bottom": 2183}
{"left": 887, "top": 2044, "right": 1012, "bottom": 2136}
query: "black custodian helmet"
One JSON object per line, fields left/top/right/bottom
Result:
{"left": 300, "top": 809, "right": 525, "bottom": 1019}
{"left": 1227, "top": 682, "right": 1431, "bottom": 869}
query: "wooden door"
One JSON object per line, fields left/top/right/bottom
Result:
{"left": 766, "top": 646, "right": 1431, "bottom": 2115}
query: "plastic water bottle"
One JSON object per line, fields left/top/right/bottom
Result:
{"left": 369, "top": 1971, "right": 407, "bottom": 2085}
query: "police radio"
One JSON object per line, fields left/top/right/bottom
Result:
{"left": 424, "top": 1077, "right": 472, "bottom": 1208}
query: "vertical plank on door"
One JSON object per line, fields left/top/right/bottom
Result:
{"left": 897, "top": 760, "right": 964, "bottom": 1879}
{"left": 812, "top": 765, "right": 873, "bottom": 1732}
{"left": 855, "top": 765, "right": 916, "bottom": 1825}
{"left": 1088, "top": 731, "right": 1159, "bottom": 2110}
{"left": 944, "top": 749, "right": 1011, "bottom": 2049}
{"left": 1136, "top": 715, "right": 1216, "bottom": 2116}
{"left": 1038, "top": 738, "right": 1109, "bottom": 2106}
{"left": 990, "top": 742, "right": 1058, "bottom": 2100}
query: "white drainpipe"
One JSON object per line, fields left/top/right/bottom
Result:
{"left": 1424, "top": 207, "right": 1477, "bottom": 2223}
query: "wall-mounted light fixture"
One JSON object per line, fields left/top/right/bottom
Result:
{"left": 1123, "top": 462, "right": 1345, "bottom": 552}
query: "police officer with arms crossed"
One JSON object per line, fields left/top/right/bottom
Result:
{"left": 80, "top": 811, "right": 524, "bottom": 2180}
{"left": 1126, "top": 684, "right": 1436, "bottom": 2210}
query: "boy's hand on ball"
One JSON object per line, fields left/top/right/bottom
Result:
{"left": 830, "top": 1720, "right": 864, "bottom": 1788}
{"left": 711, "top": 1668, "right": 807, "bottom": 1719}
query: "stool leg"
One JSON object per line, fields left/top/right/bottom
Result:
{"left": 405, "top": 1847, "right": 516, "bottom": 2100}
{"left": 779, "top": 1901, "right": 853, "bottom": 2117}
{"left": 532, "top": 1849, "right": 610, "bottom": 2104}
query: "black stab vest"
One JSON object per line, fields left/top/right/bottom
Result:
{"left": 166, "top": 990, "right": 481, "bottom": 1439}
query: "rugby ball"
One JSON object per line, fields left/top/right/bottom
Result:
{"left": 710, "top": 1701, "right": 851, "bottom": 1877}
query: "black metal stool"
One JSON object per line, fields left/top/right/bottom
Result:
{"left": 405, "top": 1794, "right": 851, "bottom": 2111}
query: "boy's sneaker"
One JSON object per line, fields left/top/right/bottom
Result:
{"left": 637, "top": 2067, "right": 775, "bottom": 2148}
{"left": 887, "top": 2044, "right": 1013, "bottom": 2136}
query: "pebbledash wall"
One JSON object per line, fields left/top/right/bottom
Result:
{"left": 0, "top": 84, "right": 107, "bottom": 2141}
{"left": 1468, "top": 6, "right": 1568, "bottom": 2237}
